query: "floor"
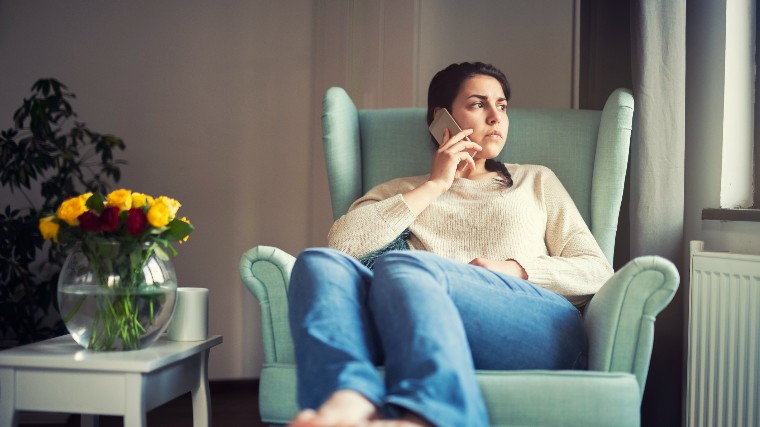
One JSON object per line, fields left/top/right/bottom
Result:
{"left": 19, "top": 379, "right": 267, "bottom": 427}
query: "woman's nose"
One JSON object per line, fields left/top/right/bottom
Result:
{"left": 487, "top": 107, "right": 500, "bottom": 124}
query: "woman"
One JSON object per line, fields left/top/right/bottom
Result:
{"left": 288, "top": 62, "right": 613, "bottom": 427}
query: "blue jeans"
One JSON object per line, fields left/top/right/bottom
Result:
{"left": 288, "top": 248, "right": 587, "bottom": 426}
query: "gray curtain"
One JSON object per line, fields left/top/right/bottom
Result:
{"left": 630, "top": 0, "right": 686, "bottom": 261}
{"left": 630, "top": 0, "right": 686, "bottom": 425}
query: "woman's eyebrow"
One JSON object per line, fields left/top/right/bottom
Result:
{"left": 467, "top": 94, "right": 507, "bottom": 102}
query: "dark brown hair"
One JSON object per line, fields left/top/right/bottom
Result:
{"left": 427, "top": 62, "right": 513, "bottom": 187}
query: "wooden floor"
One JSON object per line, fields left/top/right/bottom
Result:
{"left": 20, "top": 379, "right": 268, "bottom": 427}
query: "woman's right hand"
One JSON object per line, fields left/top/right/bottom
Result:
{"left": 429, "top": 128, "right": 482, "bottom": 192}
{"left": 401, "top": 128, "right": 482, "bottom": 216}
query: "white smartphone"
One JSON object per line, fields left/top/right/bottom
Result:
{"left": 428, "top": 108, "right": 462, "bottom": 146}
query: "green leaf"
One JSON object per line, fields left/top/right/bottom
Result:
{"left": 162, "top": 219, "right": 193, "bottom": 242}
{"left": 85, "top": 192, "right": 105, "bottom": 212}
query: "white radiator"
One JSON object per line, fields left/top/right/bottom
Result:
{"left": 686, "top": 241, "right": 760, "bottom": 427}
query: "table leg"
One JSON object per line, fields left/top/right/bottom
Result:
{"left": 0, "top": 368, "right": 18, "bottom": 427}
{"left": 190, "top": 350, "right": 211, "bottom": 427}
{"left": 123, "top": 374, "right": 147, "bottom": 427}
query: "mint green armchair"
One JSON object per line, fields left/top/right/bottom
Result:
{"left": 240, "top": 87, "right": 679, "bottom": 426}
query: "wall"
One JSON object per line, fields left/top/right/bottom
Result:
{"left": 1, "top": 1, "right": 578, "bottom": 380}
{"left": 416, "top": 0, "right": 577, "bottom": 109}
{"left": 0, "top": 1, "right": 315, "bottom": 379}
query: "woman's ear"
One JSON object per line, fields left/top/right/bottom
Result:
{"left": 433, "top": 107, "right": 442, "bottom": 118}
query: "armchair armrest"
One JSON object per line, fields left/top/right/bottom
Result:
{"left": 584, "top": 255, "right": 680, "bottom": 397}
{"left": 240, "top": 245, "right": 297, "bottom": 364}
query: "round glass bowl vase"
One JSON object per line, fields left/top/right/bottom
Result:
{"left": 57, "top": 246, "right": 177, "bottom": 351}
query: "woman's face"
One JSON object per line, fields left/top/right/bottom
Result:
{"left": 448, "top": 74, "right": 509, "bottom": 160}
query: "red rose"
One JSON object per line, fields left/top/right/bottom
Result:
{"left": 78, "top": 210, "right": 101, "bottom": 233}
{"left": 126, "top": 208, "right": 148, "bottom": 236}
{"left": 100, "top": 206, "right": 121, "bottom": 232}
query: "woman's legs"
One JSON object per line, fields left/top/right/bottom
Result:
{"left": 368, "top": 251, "right": 587, "bottom": 426}
{"left": 289, "top": 249, "right": 587, "bottom": 426}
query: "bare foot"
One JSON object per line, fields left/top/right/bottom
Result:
{"left": 288, "top": 390, "right": 379, "bottom": 427}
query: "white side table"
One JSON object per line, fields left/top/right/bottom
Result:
{"left": 0, "top": 334, "right": 222, "bottom": 427}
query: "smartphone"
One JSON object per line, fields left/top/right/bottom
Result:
{"left": 428, "top": 108, "right": 462, "bottom": 146}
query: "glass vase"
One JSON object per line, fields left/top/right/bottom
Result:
{"left": 57, "top": 242, "right": 177, "bottom": 351}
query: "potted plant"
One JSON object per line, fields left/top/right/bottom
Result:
{"left": 0, "top": 79, "right": 126, "bottom": 348}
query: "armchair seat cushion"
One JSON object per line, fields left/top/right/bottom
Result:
{"left": 259, "top": 363, "right": 640, "bottom": 427}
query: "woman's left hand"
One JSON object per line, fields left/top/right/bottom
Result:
{"left": 469, "top": 258, "right": 528, "bottom": 279}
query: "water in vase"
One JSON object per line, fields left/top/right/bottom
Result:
{"left": 58, "top": 283, "right": 177, "bottom": 350}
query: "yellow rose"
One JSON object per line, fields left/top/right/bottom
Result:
{"left": 39, "top": 216, "right": 60, "bottom": 243}
{"left": 131, "top": 192, "right": 154, "bottom": 208}
{"left": 155, "top": 196, "right": 181, "bottom": 219}
{"left": 147, "top": 202, "right": 171, "bottom": 228}
{"left": 107, "top": 189, "right": 132, "bottom": 211}
{"left": 56, "top": 196, "right": 88, "bottom": 226}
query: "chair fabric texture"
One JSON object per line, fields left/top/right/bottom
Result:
{"left": 239, "top": 87, "right": 680, "bottom": 426}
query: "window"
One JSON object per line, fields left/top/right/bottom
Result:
{"left": 701, "top": 0, "right": 760, "bottom": 220}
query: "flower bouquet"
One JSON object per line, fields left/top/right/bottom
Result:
{"left": 39, "top": 190, "right": 193, "bottom": 351}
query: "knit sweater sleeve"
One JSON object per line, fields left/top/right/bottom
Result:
{"left": 327, "top": 177, "right": 419, "bottom": 258}
{"left": 511, "top": 168, "right": 614, "bottom": 306}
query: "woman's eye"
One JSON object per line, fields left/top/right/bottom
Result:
{"left": 498, "top": 104, "right": 507, "bottom": 111}
{"left": 473, "top": 102, "right": 483, "bottom": 108}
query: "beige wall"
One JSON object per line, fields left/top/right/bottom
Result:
{"left": 1, "top": 0, "right": 578, "bottom": 379}
{"left": 416, "top": 0, "right": 577, "bottom": 109}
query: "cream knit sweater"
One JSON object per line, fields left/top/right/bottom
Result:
{"left": 328, "top": 164, "right": 614, "bottom": 306}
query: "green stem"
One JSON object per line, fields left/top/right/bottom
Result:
{"left": 63, "top": 296, "right": 86, "bottom": 323}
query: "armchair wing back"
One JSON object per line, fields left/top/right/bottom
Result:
{"left": 240, "top": 87, "right": 680, "bottom": 426}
